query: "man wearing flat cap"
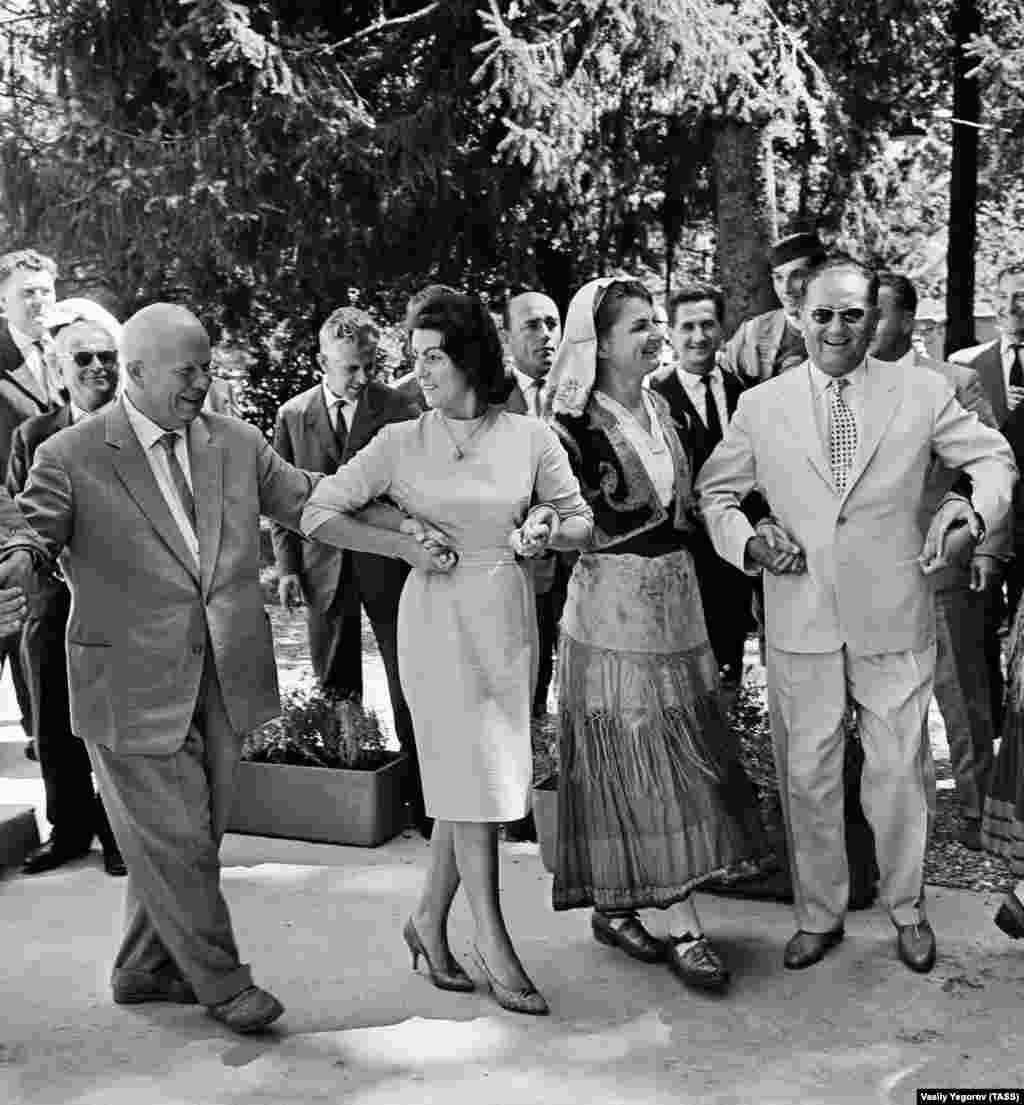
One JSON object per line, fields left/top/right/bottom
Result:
{"left": 271, "top": 306, "right": 428, "bottom": 833}
{"left": 722, "top": 231, "right": 827, "bottom": 386}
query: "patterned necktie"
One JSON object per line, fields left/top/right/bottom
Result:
{"left": 702, "top": 374, "right": 723, "bottom": 446}
{"left": 157, "top": 432, "right": 197, "bottom": 532}
{"left": 1011, "top": 345, "right": 1024, "bottom": 389}
{"left": 828, "top": 378, "right": 857, "bottom": 493}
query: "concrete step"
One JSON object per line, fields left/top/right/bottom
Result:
{"left": 0, "top": 803, "right": 39, "bottom": 871}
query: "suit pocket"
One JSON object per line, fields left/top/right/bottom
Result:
{"left": 66, "top": 642, "right": 115, "bottom": 741}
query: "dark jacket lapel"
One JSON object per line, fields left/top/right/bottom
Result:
{"left": 0, "top": 325, "right": 49, "bottom": 412}
{"left": 304, "top": 386, "right": 342, "bottom": 469}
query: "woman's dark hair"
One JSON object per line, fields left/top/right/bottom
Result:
{"left": 406, "top": 287, "right": 507, "bottom": 403}
{"left": 593, "top": 279, "right": 654, "bottom": 341}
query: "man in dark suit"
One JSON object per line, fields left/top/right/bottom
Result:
{"left": 951, "top": 263, "right": 1024, "bottom": 728}
{"left": 9, "top": 299, "right": 126, "bottom": 876}
{"left": 271, "top": 306, "right": 428, "bottom": 832}
{"left": 651, "top": 283, "right": 752, "bottom": 685}
{"left": 0, "top": 249, "right": 62, "bottom": 756}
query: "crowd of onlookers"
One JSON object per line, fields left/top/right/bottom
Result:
{"left": 3, "top": 233, "right": 1024, "bottom": 1033}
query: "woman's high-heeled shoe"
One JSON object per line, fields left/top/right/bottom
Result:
{"left": 402, "top": 917, "right": 475, "bottom": 992}
{"left": 470, "top": 945, "right": 549, "bottom": 1016}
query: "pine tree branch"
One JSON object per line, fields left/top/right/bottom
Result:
{"left": 305, "top": 2, "right": 441, "bottom": 56}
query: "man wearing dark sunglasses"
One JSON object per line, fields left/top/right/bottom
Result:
{"left": 8, "top": 298, "right": 125, "bottom": 878}
{"left": 699, "top": 255, "right": 1017, "bottom": 977}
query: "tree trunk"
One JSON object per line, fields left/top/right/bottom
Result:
{"left": 944, "top": 0, "right": 981, "bottom": 357}
{"left": 713, "top": 122, "right": 778, "bottom": 337}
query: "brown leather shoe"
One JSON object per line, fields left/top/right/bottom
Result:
{"left": 783, "top": 928, "right": 844, "bottom": 970}
{"left": 591, "top": 911, "right": 666, "bottom": 964}
{"left": 896, "top": 921, "right": 936, "bottom": 973}
{"left": 666, "top": 934, "right": 730, "bottom": 992}
{"left": 995, "top": 892, "right": 1024, "bottom": 939}
{"left": 207, "top": 986, "right": 284, "bottom": 1034}
{"left": 113, "top": 972, "right": 198, "bottom": 1005}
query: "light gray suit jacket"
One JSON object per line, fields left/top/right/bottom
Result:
{"left": 696, "top": 357, "right": 1017, "bottom": 655}
{"left": 11, "top": 400, "right": 317, "bottom": 754}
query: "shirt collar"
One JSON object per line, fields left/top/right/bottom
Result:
{"left": 8, "top": 323, "right": 40, "bottom": 359}
{"left": 122, "top": 393, "right": 187, "bottom": 451}
{"left": 1001, "top": 334, "right": 1023, "bottom": 357}
{"left": 676, "top": 363, "right": 720, "bottom": 390}
{"left": 513, "top": 368, "right": 545, "bottom": 396}
{"left": 892, "top": 349, "right": 916, "bottom": 371}
{"left": 808, "top": 358, "right": 868, "bottom": 396}
{"left": 322, "top": 379, "right": 354, "bottom": 408}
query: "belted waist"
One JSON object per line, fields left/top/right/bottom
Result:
{"left": 455, "top": 547, "right": 519, "bottom": 569}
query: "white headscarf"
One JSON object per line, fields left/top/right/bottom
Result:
{"left": 546, "top": 276, "right": 628, "bottom": 417}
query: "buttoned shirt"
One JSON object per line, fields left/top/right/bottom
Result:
{"left": 808, "top": 358, "right": 868, "bottom": 463}
{"left": 8, "top": 323, "right": 56, "bottom": 402}
{"left": 321, "top": 381, "right": 357, "bottom": 433}
{"left": 513, "top": 368, "right": 547, "bottom": 417}
{"left": 122, "top": 395, "right": 199, "bottom": 568}
{"left": 676, "top": 363, "right": 728, "bottom": 430}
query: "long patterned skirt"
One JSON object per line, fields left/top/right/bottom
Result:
{"left": 552, "top": 548, "right": 773, "bottom": 913}
{"left": 982, "top": 599, "right": 1024, "bottom": 876}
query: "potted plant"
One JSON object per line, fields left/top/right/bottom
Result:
{"left": 531, "top": 716, "right": 560, "bottom": 874}
{"left": 228, "top": 684, "right": 408, "bottom": 847}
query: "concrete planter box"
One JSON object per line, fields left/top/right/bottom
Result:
{"left": 228, "top": 755, "right": 407, "bottom": 847}
{"left": 533, "top": 775, "right": 558, "bottom": 874}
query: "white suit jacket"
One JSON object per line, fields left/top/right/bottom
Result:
{"left": 696, "top": 356, "right": 1017, "bottom": 655}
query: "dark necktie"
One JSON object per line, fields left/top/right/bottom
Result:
{"left": 157, "top": 431, "right": 197, "bottom": 532}
{"left": 702, "top": 374, "right": 723, "bottom": 446}
{"left": 1011, "top": 345, "right": 1024, "bottom": 389}
{"left": 334, "top": 401, "right": 349, "bottom": 456}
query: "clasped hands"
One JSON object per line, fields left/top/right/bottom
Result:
{"left": 919, "top": 497, "right": 992, "bottom": 591}
{"left": 746, "top": 520, "right": 806, "bottom": 576}
{"left": 509, "top": 506, "right": 559, "bottom": 558}
{"left": 0, "top": 550, "right": 36, "bottom": 638}
{"left": 400, "top": 518, "right": 459, "bottom": 574}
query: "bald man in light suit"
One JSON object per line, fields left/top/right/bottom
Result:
{"left": 1, "top": 304, "right": 318, "bottom": 1034}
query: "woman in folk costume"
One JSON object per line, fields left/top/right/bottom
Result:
{"left": 548, "top": 277, "right": 772, "bottom": 992}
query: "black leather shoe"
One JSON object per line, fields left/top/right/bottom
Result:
{"left": 113, "top": 972, "right": 198, "bottom": 1005}
{"left": 896, "top": 920, "right": 936, "bottom": 973}
{"left": 994, "top": 893, "right": 1024, "bottom": 939}
{"left": 103, "top": 848, "right": 127, "bottom": 877}
{"left": 504, "top": 812, "right": 537, "bottom": 843}
{"left": 22, "top": 838, "right": 92, "bottom": 875}
{"left": 666, "top": 934, "right": 730, "bottom": 992}
{"left": 591, "top": 911, "right": 666, "bottom": 963}
{"left": 783, "top": 928, "right": 844, "bottom": 969}
{"left": 958, "top": 820, "right": 982, "bottom": 852}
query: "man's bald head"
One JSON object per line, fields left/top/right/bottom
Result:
{"left": 505, "top": 291, "right": 561, "bottom": 380}
{"left": 122, "top": 303, "right": 213, "bottom": 430}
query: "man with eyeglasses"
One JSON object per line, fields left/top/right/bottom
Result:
{"left": 698, "top": 255, "right": 1016, "bottom": 976}
{"left": 8, "top": 299, "right": 126, "bottom": 877}
{"left": 271, "top": 306, "right": 428, "bottom": 834}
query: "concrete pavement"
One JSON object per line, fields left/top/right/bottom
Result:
{"left": 2, "top": 826, "right": 1024, "bottom": 1104}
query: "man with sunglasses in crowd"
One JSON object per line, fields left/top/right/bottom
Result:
{"left": 8, "top": 298, "right": 126, "bottom": 876}
{"left": 698, "top": 255, "right": 1016, "bottom": 977}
